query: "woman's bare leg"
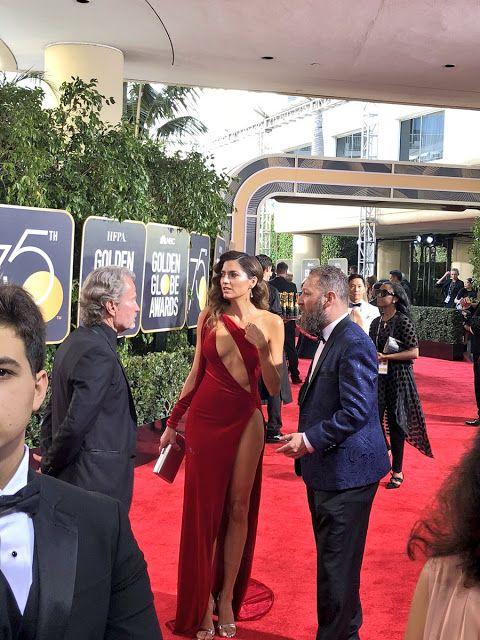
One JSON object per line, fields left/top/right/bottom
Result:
{"left": 217, "top": 409, "right": 264, "bottom": 628}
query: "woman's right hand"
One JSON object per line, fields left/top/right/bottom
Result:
{"left": 159, "top": 426, "right": 178, "bottom": 453}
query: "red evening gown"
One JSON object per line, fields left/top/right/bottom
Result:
{"left": 167, "top": 313, "right": 273, "bottom": 636}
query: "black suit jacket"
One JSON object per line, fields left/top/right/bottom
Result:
{"left": 29, "top": 471, "right": 161, "bottom": 639}
{"left": 270, "top": 275, "right": 297, "bottom": 295}
{"left": 41, "top": 324, "right": 137, "bottom": 508}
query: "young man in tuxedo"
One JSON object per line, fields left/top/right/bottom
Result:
{"left": 270, "top": 261, "right": 302, "bottom": 384}
{"left": 347, "top": 273, "right": 379, "bottom": 334}
{"left": 41, "top": 266, "right": 139, "bottom": 508}
{"left": 277, "top": 266, "right": 390, "bottom": 640}
{"left": 0, "top": 283, "right": 162, "bottom": 639}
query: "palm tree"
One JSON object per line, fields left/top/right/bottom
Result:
{"left": 124, "top": 82, "right": 207, "bottom": 140}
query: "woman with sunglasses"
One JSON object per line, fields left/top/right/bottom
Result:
{"left": 369, "top": 282, "right": 433, "bottom": 488}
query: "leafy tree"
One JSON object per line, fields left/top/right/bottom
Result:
{"left": 0, "top": 77, "right": 228, "bottom": 271}
{"left": 471, "top": 219, "right": 480, "bottom": 280}
{"left": 144, "top": 142, "right": 229, "bottom": 236}
{"left": 0, "top": 73, "right": 53, "bottom": 208}
{"left": 124, "top": 82, "right": 207, "bottom": 140}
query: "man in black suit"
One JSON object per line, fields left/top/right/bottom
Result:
{"left": 436, "top": 268, "right": 464, "bottom": 308}
{"left": 0, "top": 283, "right": 161, "bottom": 639}
{"left": 270, "top": 261, "right": 302, "bottom": 384}
{"left": 277, "top": 266, "right": 390, "bottom": 640}
{"left": 41, "top": 266, "right": 140, "bottom": 508}
{"left": 256, "top": 254, "right": 292, "bottom": 443}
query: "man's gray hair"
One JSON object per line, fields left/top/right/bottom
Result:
{"left": 79, "top": 266, "right": 135, "bottom": 327}
{"left": 308, "top": 265, "right": 349, "bottom": 304}
{"left": 451, "top": 268, "right": 460, "bottom": 275}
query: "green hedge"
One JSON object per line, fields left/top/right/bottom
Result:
{"left": 411, "top": 306, "right": 464, "bottom": 344}
{"left": 26, "top": 345, "right": 194, "bottom": 448}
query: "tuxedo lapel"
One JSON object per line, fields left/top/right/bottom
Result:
{"left": 32, "top": 474, "right": 78, "bottom": 640}
{"left": 299, "top": 317, "right": 350, "bottom": 406}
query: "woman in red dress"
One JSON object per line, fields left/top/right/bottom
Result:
{"left": 160, "top": 251, "right": 284, "bottom": 639}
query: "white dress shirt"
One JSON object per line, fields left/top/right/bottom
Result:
{"left": 348, "top": 299, "right": 380, "bottom": 334}
{"left": 303, "top": 313, "right": 349, "bottom": 453}
{"left": 0, "top": 446, "right": 34, "bottom": 613}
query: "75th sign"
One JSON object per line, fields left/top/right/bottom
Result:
{"left": 0, "top": 205, "right": 74, "bottom": 343}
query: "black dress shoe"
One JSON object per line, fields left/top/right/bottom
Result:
{"left": 465, "top": 418, "right": 480, "bottom": 426}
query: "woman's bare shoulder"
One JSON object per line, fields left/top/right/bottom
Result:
{"left": 257, "top": 309, "right": 283, "bottom": 328}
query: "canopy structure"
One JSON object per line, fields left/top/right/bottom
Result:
{"left": 2, "top": 0, "right": 480, "bottom": 109}
{"left": 227, "top": 154, "right": 480, "bottom": 252}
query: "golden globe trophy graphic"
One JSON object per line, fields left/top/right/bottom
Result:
{"left": 0, "top": 205, "right": 74, "bottom": 343}
{"left": 187, "top": 234, "right": 211, "bottom": 328}
{"left": 22, "top": 271, "right": 64, "bottom": 323}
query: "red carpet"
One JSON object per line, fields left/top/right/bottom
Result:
{"left": 130, "top": 356, "right": 477, "bottom": 640}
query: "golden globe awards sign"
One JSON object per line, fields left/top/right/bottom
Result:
{"left": 187, "top": 234, "right": 211, "bottom": 328}
{"left": 0, "top": 204, "right": 74, "bottom": 343}
{"left": 79, "top": 217, "right": 146, "bottom": 337}
{"left": 141, "top": 223, "right": 190, "bottom": 332}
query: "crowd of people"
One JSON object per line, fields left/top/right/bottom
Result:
{"left": 1, "top": 254, "right": 479, "bottom": 640}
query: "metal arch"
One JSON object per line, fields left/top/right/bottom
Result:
{"left": 227, "top": 153, "right": 480, "bottom": 253}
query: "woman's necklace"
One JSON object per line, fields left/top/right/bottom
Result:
{"left": 381, "top": 308, "right": 396, "bottom": 327}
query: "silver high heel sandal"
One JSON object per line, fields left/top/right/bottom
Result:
{"left": 216, "top": 594, "right": 236, "bottom": 638}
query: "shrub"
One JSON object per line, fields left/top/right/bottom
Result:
{"left": 411, "top": 306, "right": 464, "bottom": 344}
{"left": 122, "top": 347, "right": 194, "bottom": 425}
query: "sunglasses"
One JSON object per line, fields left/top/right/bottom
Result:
{"left": 375, "top": 289, "right": 395, "bottom": 298}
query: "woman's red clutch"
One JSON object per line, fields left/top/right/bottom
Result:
{"left": 153, "top": 433, "right": 185, "bottom": 483}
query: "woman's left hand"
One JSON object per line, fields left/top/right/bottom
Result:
{"left": 377, "top": 352, "right": 388, "bottom": 362}
{"left": 245, "top": 322, "right": 268, "bottom": 351}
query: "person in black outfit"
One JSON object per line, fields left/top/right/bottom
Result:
{"left": 389, "top": 269, "right": 414, "bottom": 304}
{"left": 256, "top": 254, "right": 292, "bottom": 442}
{"left": 41, "top": 266, "right": 140, "bottom": 509}
{"left": 436, "top": 268, "right": 464, "bottom": 308}
{"left": 0, "top": 283, "right": 162, "bottom": 640}
{"left": 454, "top": 277, "right": 477, "bottom": 308}
{"left": 270, "top": 262, "right": 302, "bottom": 383}
{"left": 369, "top": 282, "right": 433, "bottom": 488}
{"left": 464, "top": 299, "right": 480, "bottom": 425}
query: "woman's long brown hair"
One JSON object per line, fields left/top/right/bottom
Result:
{"left": 206, "top": 250, "right": 268, "bottom": 326}
{"left": 407, "top": 430, "right": 480, "bottom": 586}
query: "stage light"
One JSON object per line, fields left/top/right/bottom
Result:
{"left": 415, "top": 235, "right": 422, "bottom": 243}
{"left": 426, "top": 235, "right": 434, "bottom": 244}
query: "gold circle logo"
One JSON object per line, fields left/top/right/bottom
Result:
{"left": 23, "top": 271, "right": 63, "bottom": 322}
{"left": 160, "top": 274, "right": 170, "bottom": 296}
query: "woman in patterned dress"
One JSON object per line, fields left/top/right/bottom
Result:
{"left": 369, "top": 282, "right": 433, "bottom": 489}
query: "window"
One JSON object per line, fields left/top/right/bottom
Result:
{"left": 399, "top": 112, "right": 444, "bottom": 162}
{"left": 336, "top": 131, "right": 362, "bottom": 158}
{"left": 284, "top": 144, "right": 312, "bottom": 156}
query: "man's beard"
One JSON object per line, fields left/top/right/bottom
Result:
{"left": 298, "top": 301, "right": 329, "bottom": 337}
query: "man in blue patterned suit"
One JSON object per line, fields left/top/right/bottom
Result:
{"left": 278, "top": 265, "right": 390, "bottom": 640}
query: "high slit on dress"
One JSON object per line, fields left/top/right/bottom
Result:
{"left": 167, "top": 314, "right": 273, "bottom": 636}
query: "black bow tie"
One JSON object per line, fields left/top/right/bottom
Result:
{"left": 0, "top": 480, "right": 40, "bottom": 516}
{"left": 349, "top": 303, "right": 362, "bottom": 308}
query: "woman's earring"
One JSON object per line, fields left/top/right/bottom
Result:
{"left": 249, "top": 286, "right": 253, "bottom": 298}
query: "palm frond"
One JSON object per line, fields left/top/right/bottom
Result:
{"left": 155, "top": 116, "right": 207, "bottom": 139}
